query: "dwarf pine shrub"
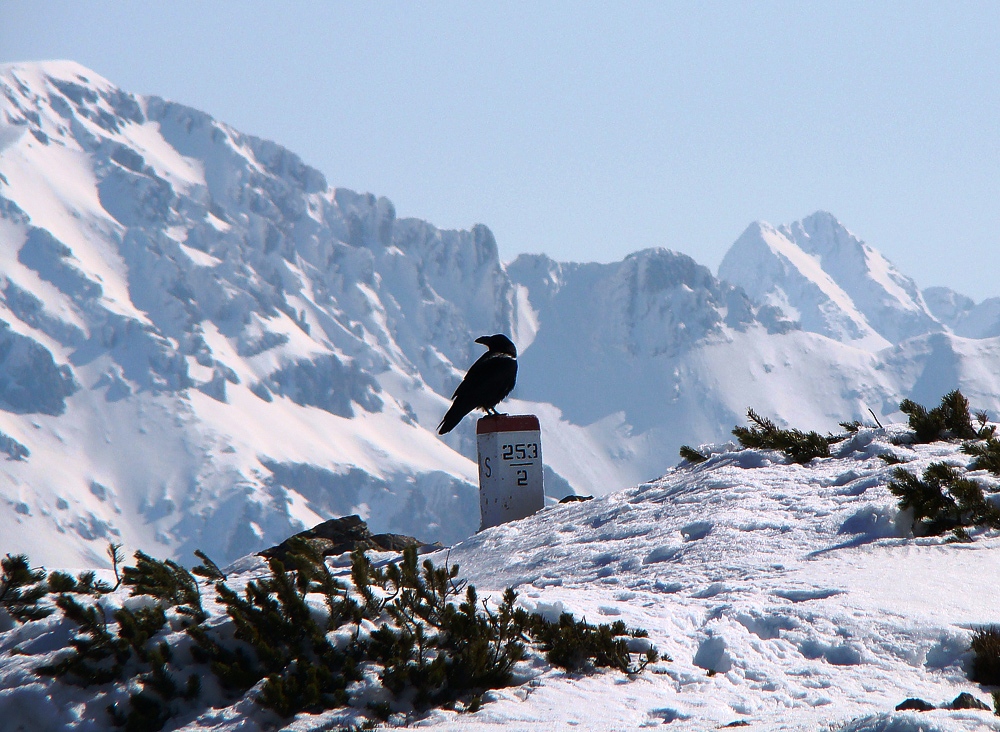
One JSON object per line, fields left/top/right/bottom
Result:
{"left": 192, "top": 549, "right": 360, "bottom": 715}
{"left": 200, "top": 543, "right": 659, "bottom": 714}
{"left": 113, "top": 652, "right": 200, "bottom": 731}
{"left": 962, "top": 436, "right": 1000, "bottom": 476}
{"left": 899, "top": 390, "right": 992, "bottom": 443}
{"left": 839, "top": 420, "right": 863, "bottom": 434}
{"left": 732, "top": 408, "right": 831, "bottom": 464}
{"left": 9, "top": 541, "right": 660, "bottom": 728}
{"left": 525, "top": 613, "right": 659, "bottom": 674}
{"left": 190, "top": 549, "right": 226, "bottom": 581}
{"left": 0, "top": 554, "right": 51, "bottom": 622}
{"left": 352, "top": 547, "right": 528, "bottom": 707}
{"left": 969, "top": 626, "right": 1000, "bottom": 686}
{"left": 878, "top": 453, "right": 905, "bottom": 465}
{"left": 46, "top": 569, "right": 114, "bottom": 596}
{"left": 887, "top": 462, "right": 1000, "bottom": 537}
{"left": 44, "top": 545, "right": 124, "bottom": 599}
{"left": 975, "top": 410, "right": 997, "bottom": 440}
{"left": 122, "top": 551, "right": 205, "bottom": 624}
{"left": 37, "top": 551, "right": 205, "bottom": 731}
{"left": 35, "top": 593, "right": 132, "bottom": 684}
{"left": 678, "top": 445, "right": 708, "bottom": 463}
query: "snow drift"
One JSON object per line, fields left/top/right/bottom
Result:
{"left": 2, "top": 424, "right": 998, "bottom": 731}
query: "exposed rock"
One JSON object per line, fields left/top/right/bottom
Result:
{"left": 260, "top": 514, "right": 440, "bottom": 562}
{"left": 0, "top": 431, "right": 28, "bottom": 461}
{"left": 559, "top": 495, "right": 594, "bottom": 504}
{"left": 895, "top": 698, "right": 934, "bottom": 712}
{"left": 0, "top": 321, "right": 77, "bottom": 415}
{"left": 949, "top": 692, "right": 990, "bottom": 711}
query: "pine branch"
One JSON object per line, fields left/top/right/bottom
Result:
{"left": 1, "top": 554, "right": 52, "bottom": 622}
{"left": 191, "top": 549, "right": 225, "bottom": 581}
{"left": 107, "top": 542, "right": 124, "bottom": 591}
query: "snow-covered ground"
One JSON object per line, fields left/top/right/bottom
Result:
{"left": 2, "top": 424, "right": 998, "bottom": 731}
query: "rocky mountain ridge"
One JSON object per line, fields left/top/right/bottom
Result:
{"left": 1, "top": 60, "right": 999, "bottom": 568}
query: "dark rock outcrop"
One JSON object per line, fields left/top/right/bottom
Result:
{"left": 949, "top": 692, "right": 990, "bottom": 711}
{"left": 260, "top": 514, "right": 440, "bottom": 562}
{"left": 895, "top": 698, "right": 934, "bottom": 712}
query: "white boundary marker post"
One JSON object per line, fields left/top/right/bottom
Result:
{"left": 476, "top": 414, "right": 544, "bottom": 530}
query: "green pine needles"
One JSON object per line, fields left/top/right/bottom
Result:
{"left": 0, "top": 554, "right": 51, "bottom": 622}
{"left": 34, "top": 556, "right": 204, "bottom": 730}
{"left": 969, "top": 625, "right": 1000, "bottom": 718}
{"left": 886, "top": 391, "right": 1000, "bottom": 540}
{"left": 121, "top": 551, "right": 206, "bottom": 625}
{"left": 732, "top": 408, "right": 832, "bottom": 464}
{"left": 888, "top": 462, "right": 1000, "bottom": 538}
{"left": 899, "top": 390, "right": 994, "bottom": 443}
{"left": 969, "top": 626, "right": 1000, "bottom": 687}
{"left": 526, "top": 613, "right": 658, "bottom": 674}
{"left": 192, "top": 546, "right": 360, "bottom": 715}
{"left": 962, "top": 436, "right": 1000, "bottom": 476}
{"left": 355, "top": 544, "right": 505, "bottom": 704}
{"left": 8, "top": 542, "right": 659, "bottom": 729}
{"left": 678, "top": 445, "right": 709, "bottom": 463}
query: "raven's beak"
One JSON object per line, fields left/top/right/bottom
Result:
{"left": 474, "top": 335, "right": 490, "bottom": 347}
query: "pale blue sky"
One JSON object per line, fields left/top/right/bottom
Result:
{"left": 3, "top": 2, "right": 999, "bottom": 299}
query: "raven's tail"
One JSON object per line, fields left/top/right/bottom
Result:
{"left": 438, "top": 401, "right": 471, "bottom": 434}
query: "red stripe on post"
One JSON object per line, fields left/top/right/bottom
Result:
{"left": 476, "top": 414, "right": 540, "bottom": 433}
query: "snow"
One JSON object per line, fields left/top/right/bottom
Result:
{"left": 720, "top": 221, "right": 889, "bottom": 350}
{"left": 177, "top": 241, "right": 222, "bottom": 268}
{"left": 719, "top": 213, "right": 944, "bottom": 349}
{"left": 3, "top": 59, "right": 1000, "bottom": 588}
{"left": 1, "top": 58, "right": 1000, "bottom": 732}
{"left": 2, "top": 426, "right": 999, "bottom": 731}
{"left": 925, "top": 287, "right": 1000, "bottom": 340}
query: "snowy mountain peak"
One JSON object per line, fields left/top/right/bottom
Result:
{"left": 719, "top": 219, "right": 886, "bottom": 348}
{"left": 0, "top": 61, "right": 517, "bottom": 566}
{"left": 4, "top": 61, "right": 1000, "bottom": 575}
{"left": 719, "top": 212, "right": 941, "bottom": 349}
{"left": 924, "top": 286, "right": 1000, "bottom": 339}
{"left": 1, "top": 59, "right": 118, "bottom": 98}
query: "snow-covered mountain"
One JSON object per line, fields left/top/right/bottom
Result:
{"left": 719, "top": 212, "right": 941, "bottom": 349}
{"left": 0, "top": 60, "right": 507, "bottom": 566}
{"left": 2, "top": 60, "right": 1000, "bottom": 569}
{"left": 924, "top": 286, "right": 1000, "bottom": 340}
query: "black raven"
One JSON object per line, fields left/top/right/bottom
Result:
{"left": 438, "top": 334, "right": 517, "bottom": 434}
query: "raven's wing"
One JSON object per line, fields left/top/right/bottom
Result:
{"left": 451, "top": 352, "right": 516, "bottom": 401}
{"left": 438, "top": 353, "right": 517, "bottom": 434}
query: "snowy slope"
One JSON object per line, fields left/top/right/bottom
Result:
{"left": 2, "top": 426, "right": 999, "bottom": 731}
{"left": 3, "top": 60, "right": 1000, "bottom": 570}
{"left": 0, "top": 60, "right": 498, "bottom": 566}
{"left": 719, "top": 212, "right": 941, "bottom": 348}
{"left": 507, "top": 251, "right": 1000, "bottom": 491}
{"left": 437, "top": 427, "right": 1000, "bottom": 731}
{"left": 925, "top": 286, "right": 1000, "bottom": 340}
{"left": 718, "top": 221, "right": 886, "bottom": 348}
